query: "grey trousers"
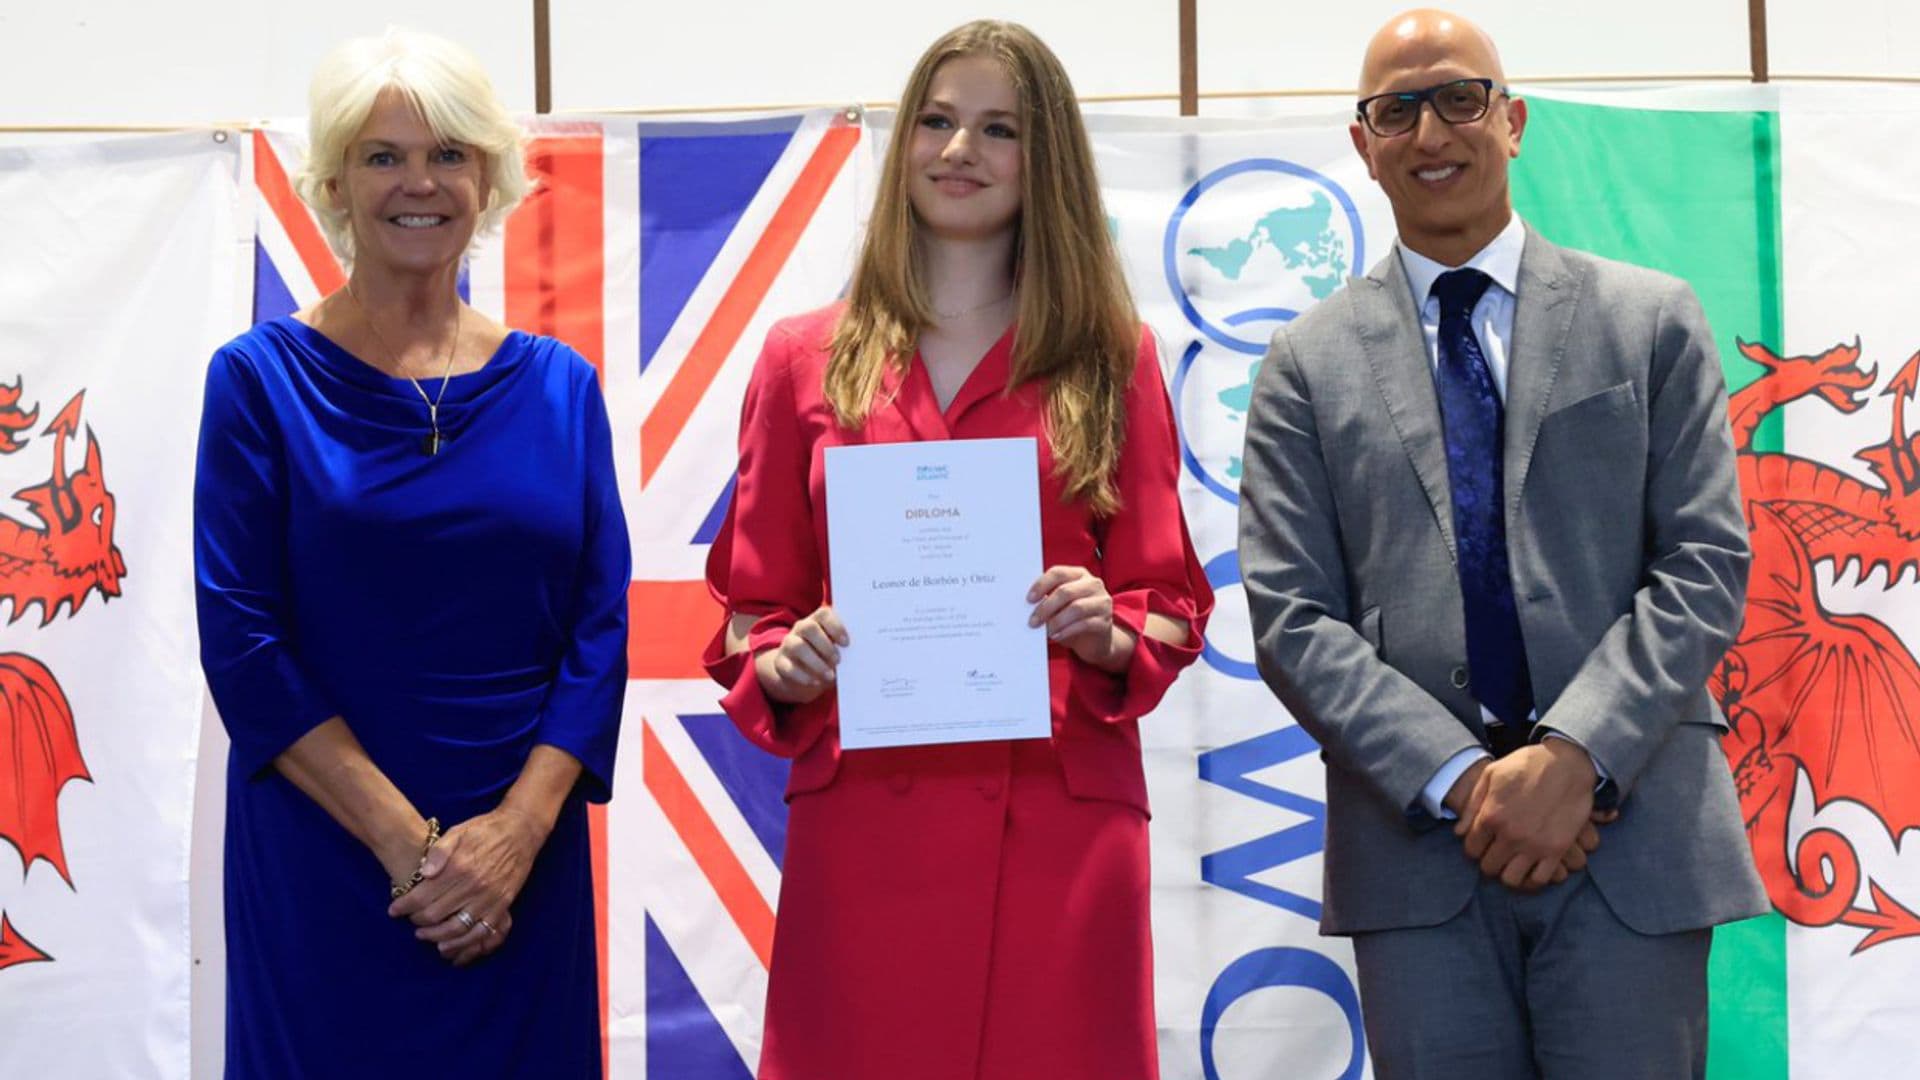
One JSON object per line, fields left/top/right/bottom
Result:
{"left": 1350, "top": 872, "right": 1712, "bottom": 1080}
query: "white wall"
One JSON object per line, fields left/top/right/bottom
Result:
{"left": 4, "top": 0, "right": 1915, "bottom": 130}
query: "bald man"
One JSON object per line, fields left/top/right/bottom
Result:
{"left": 1237, "top": 9, "right": 1766, "bottom": 1077}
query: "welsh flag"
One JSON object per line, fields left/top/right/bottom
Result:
{"left": 0, "top": 132, "right": 243, "bottom": 1076}
{"left": 1513, "top": 90, "right": 1920, "bottom": 1078}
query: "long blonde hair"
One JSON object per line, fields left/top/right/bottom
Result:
{"left": 826, "top": 20, "right": 1139, "bottom": 514}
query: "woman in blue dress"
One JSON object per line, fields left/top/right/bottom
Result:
{"left": 193, "top": 28, "right": 628, "bottom": 1078}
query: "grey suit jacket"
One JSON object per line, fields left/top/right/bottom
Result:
{"left": 1237, "top": 226, "right": 1769, "bottom": 936}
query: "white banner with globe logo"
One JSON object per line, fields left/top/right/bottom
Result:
{"left": 1093, "top": 118, "right": 1398, "bottom": 1079}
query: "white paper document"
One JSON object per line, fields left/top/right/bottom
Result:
{"left": 824, "top": 437, "right": 1051, "bottom": 750}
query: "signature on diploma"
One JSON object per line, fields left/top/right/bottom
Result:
{"left": 879, "top": 675, "right": 918, "bottom": 700}
{"left": 963, "top": 668, "right": 1003, "bottom": 690}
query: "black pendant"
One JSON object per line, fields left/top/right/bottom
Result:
{"left": 422, "top": 430, "right": 443, "bottom": 456}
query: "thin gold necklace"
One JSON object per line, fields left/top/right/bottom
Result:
{"left": 345, "top": 281, "right": 463, "bottom": 456}
{"left": 933, "top": 290, "right": 1014, "bottom": 321}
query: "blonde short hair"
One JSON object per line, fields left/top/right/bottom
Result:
{"left": 294, "top": 28, "right": 528, "bottom": 266}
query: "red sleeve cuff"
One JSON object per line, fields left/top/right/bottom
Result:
{"left": 701, "top": 615, "right": 828, "bottom": 759}
{"left": 1070, "top": 587, "right": 1207, "bottom": 724}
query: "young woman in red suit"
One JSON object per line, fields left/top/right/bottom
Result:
{"left": 703, "top": 19, "right": 1212, "bottom": 1080}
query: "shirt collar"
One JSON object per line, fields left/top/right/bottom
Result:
{"left": 1397, "top": 213, "right": 1527, "bottom": 309}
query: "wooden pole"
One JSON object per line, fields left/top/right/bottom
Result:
{"left": 534, "top": 0, "right": 553, "bottom": 113}
{"left": 1179, "top": 0, "right": 1198, "bottom": 116}
{"left": 1748, "top": 0, "right": 1770, "bottom": 83}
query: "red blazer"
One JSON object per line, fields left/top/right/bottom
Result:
{"left": 703, "top": 304, "right": 1212, "bottom": 812}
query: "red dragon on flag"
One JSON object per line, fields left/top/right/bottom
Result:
{"left": 0, "top": 381, "right": 123, "bottom": 972}
{"left": 1712, "top": 338, "right": 1920, "bottom": 953}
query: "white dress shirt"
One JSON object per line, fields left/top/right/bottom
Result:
{"left": 1398, "top": 216, "right": 1609, "bottom": 819}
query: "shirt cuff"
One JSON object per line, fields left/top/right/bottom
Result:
{"left": 1420, "top": 747, "right": 1491, "bottom": 820}
{"left": 1540, "top": 729, "right": 1612, "bottom": 788}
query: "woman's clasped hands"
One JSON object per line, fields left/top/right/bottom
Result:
{"left": 387, "top": 806, "right": 548, "bottom": 967}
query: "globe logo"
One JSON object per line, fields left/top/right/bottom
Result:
{"left": 1172, "top": 340, "right": 1262, "bottom": 506}
{"left": 1163, "top": 159, "right": 1364, "bottom": 507}
{"left": 1162, "top": 159, "right": 1365, "bottom": 356}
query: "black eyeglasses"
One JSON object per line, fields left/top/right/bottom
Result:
{"left": 1356, "top": 78, "right": 1507, "bottom": 137}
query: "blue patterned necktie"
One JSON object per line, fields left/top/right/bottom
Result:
{"left": 1431, "top": 268, "right": 1534, "bottom": 730}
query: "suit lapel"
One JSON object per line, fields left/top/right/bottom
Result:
{"left": 941, "top": 323, "right": 1016, "bottom": 428}
{"left": 1356, "top": 249, "right": 1457, "bottom": 560}
{"left": 1504, "top": 227, "right": 1581, "bottom": 528}
{"left": 873, "top": 324, "right": 1019, "bottom": 441}
{"left": 873, "top": 358, "right": 950, "bottom": 442}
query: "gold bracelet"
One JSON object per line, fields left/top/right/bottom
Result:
{"left": 389, "top": 817, "right": 442, "bottom": 900}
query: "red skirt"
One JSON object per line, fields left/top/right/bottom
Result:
{"left": 759, "top": 738, "right": 1157, "bottom": 1080}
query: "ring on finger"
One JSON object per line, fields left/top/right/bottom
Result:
{"left": 456, "top": 910, "right": 475, "bottom": 930}
{"left": 477, "top": 918, "right": 497, "bottom": 935}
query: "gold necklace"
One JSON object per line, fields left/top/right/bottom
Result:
{"left": 344, "top": 282, "right": 463, "bottom": 456}
{"left": 933, "top": 290, "right": 1014, "bottom": 321}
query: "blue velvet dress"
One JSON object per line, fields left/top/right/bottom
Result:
{"left": 194, "top": 317, "right": 629, "bottom": 1078}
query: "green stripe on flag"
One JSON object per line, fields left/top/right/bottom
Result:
{"left": 1512, "top": 98, "right": 1788, "bottom": 1080}
{"left": 1710, "top": 912, "right": 1790, "bottom": 1080}
{"left": 1512, "top": 99, "right": 1784, "bottom": 449}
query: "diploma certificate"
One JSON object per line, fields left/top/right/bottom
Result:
{"left": 824, "top": 437, "right": 1050, "bottom": 749}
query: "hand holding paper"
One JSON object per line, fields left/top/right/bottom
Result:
{"left": 755, "top": 605, "right": 851, "bottom": 704}
{"left": 825, "top": 437, "right": 1052, "bottom": 750}
{"left": 1027, "top": 566, "right": 1131, "bottom": 672}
